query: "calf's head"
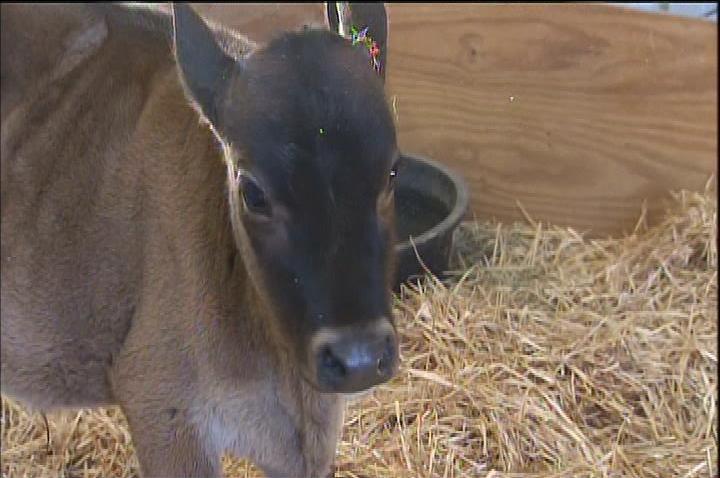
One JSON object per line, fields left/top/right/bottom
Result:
{"left": 172, "top": 3, "right": 399, "bottom": 393}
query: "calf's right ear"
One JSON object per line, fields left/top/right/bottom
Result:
{"left": 323, "top": 2, "right": 390, "bottom": 81}
{"left": 172, "top": 2, "right": 235, "bottom": 129}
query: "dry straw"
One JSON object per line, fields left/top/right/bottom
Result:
{"left": 2, "top": 183, "right": 717, "bottom": 478}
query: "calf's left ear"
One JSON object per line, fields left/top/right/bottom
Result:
{"left": 172, "top": 2, "right": 235, "bottom": 129}
{"left": 324, "top": 2, "right": 390, "bottom": 81}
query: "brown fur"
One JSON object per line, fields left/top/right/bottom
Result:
{"left": 1, "top": 3, "right": 395, "bottom": 477}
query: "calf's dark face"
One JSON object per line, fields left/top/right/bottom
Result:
{"left": 173, "top": 4, "right": 400, "bottom": 392}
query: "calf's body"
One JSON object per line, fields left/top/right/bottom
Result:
{"left": 1, "top": 3, "right": 398, "bottom": 476}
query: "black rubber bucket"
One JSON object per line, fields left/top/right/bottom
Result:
{"left": 393, "top": 153, "right": 469, "bottom": 289}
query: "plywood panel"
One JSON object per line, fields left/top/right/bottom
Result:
{"left": 193, "top": 3, "right": 717, "bottom": 237}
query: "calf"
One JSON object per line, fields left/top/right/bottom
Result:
{"left": 0, "top": 2, "right": 399, "bottom": 476}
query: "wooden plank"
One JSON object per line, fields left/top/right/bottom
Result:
{"left": 193, "top": 3, "right": 717, "bottom": 237}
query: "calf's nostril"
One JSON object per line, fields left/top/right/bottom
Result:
{"left": 321, "top": 346, "right": 346, "bottom": 378}
{"left": 379, "top": 350, "right": 394, "bottom": 375}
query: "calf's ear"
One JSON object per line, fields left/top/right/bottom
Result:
{"left": 323, "top": 2, "right": 390, "bottom": 81}
{"left": 172, "top": 2, "right": 235, "bottom": 128}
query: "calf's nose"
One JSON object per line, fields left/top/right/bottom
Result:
{"left": 313, "top": 319, "right": 398, "bottom": 393}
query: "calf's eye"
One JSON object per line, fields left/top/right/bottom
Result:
{"left": 239, "top": 175, "right": 270, "bottom": 215}
{"left": 388, "top": 164, "right": 398, "bottom": 187}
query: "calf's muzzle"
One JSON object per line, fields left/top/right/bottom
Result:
{"left": 311, "top": 318, "right": 398, "bottom": 393}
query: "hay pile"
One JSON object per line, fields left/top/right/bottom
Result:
{"left": 2, "top": 185, "right": 717, "bottom": 478}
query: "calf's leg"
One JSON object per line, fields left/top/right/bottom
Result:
{"left": 117, "top": 392, "right": 221, "bottom": 478}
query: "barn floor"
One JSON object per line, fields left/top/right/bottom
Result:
{"left": 2, "top": 184, "right": 717, "bottom": 478}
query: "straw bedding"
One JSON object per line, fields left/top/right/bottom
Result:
{"left": 2, "top": 185, "right": 717, "bottom": 478}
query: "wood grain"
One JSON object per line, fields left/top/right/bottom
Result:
{"left": 193, "top": 3, "right": 717, "bottom": 237}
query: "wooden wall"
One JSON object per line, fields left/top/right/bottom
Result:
{"left": 193, "top": 3, "right": 718, "bottom": 237}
